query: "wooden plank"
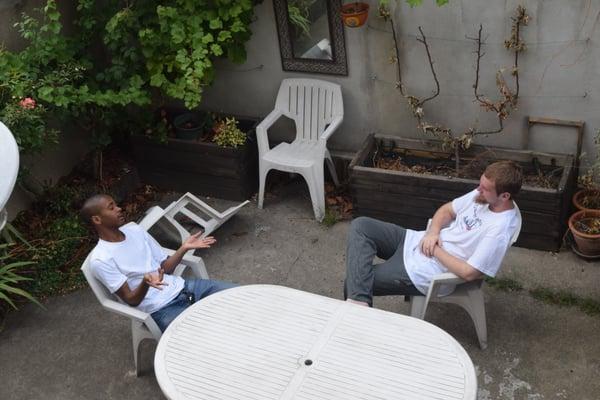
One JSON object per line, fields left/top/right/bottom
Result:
{"left": 132, "top": 138, "right": 249, "bottom": 166}
{"left": 349, "top": 133, "right": 375, "bottom": 170}
{"left": 527, "top": 117, "right": 584, "bottom": 167}
{"left": 516, "top": 233, "right": 561, "bottom": 252}
{"left": 351, "top": 181, "right": 562, "bottom": 213}
{"left": 138, "top": 159, "right": 242, "bottom": 179}
{"left": 528, "top": 116, "right": 584, "bottom": 128}
{"left": 376, "top": 134, "right": 573, "bottom": 166}
{"left": 140, "top": 170, "right": 254, "bottom": 201}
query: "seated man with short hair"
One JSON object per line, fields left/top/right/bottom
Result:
{"left": 345, "top": 160, "right": 523, "bottom": 306}
{"left": 81, "top": 194, "right": 236, "bottom": 331}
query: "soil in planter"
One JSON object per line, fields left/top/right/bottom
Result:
{"left": 580, "top": 195, "right": 600, "bottom": 210}
{"left": 370, "top": 146, "right": 563, "bottom": 190}
{"left": 573, "top": 217, "right": 600, "bottom": 235}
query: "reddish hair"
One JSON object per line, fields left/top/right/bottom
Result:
{"left": 484, "top": 161, "right": 523, "bottom": 197}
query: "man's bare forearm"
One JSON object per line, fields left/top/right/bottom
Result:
{"left": 161, "top": 246, "right": 189, "bottom": 274}
{"left": 428, "top": 202, "right": 456, "bottom": 234}
{"left": 116, "top": 280, "right": 150, "bottom": 306}
{"left": 433, "top": 245, "right": 483, "bottom": 281}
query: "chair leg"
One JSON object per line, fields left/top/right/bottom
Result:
{"left": 258, "top": 165, "right": 269, "bottom": 209}
{"left": 304, "top": 167, "right": 325, "bottom": 222}
{"left": 459, "top": 288, "right": 488, "bottom": 350}
{"left": 325, "top": 151, "right": 340, "bottom": 187}
{"left": 410, "top": 296, "right": 428, "bottom": 319}
{"left": 131, "top": 322, "right": 144, "bottom": 376}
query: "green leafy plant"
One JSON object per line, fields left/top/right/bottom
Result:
{"left": 212, "top": 117, "right": 246, "bottom": 148}
{"left": 0, "top": 243, "right": 41, "bottom": 310}
{"left": 81, "top": 0, "right": 257, "bottom": 109}
{"left": 579, "top": 129, "right": 600, "bottom": 191}
{"left": 288, "top": 0, "right": 315, "bottom": 38}
{"left": 0, "top": 0, "right": 148, "bottom": 159}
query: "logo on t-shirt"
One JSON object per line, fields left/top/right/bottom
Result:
{"left": 463, "top": 206, "right": 482, "bottom": 231}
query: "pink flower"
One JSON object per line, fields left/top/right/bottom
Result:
{"left": 19, "top": 97, "right": 36, "bottom": 109}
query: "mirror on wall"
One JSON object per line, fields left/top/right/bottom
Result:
{"left": 273, "top": 0, "right": 348, "bottom": 75}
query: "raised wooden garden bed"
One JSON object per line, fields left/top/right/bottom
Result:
{"left": 349, "top": 134, "right": 577, "bottom": 251}
{"left": 131, "top": 115, "right": 259, "bottom": 201}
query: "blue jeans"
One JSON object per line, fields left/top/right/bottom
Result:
{"left": 151, "top": 278, "right": 237, "bottom": 331}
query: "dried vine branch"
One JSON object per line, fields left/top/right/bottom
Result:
{"left": 416, "top": 26, "right": 441, "bottom": 105}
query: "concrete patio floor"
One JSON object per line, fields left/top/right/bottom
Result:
{"left": 1, "top": 179, "right": 599, "bottom": 400}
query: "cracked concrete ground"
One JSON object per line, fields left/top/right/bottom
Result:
{"left": 1, "top": 180, "right": 599, "bottom": 399}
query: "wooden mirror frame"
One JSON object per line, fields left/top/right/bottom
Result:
{"left": 273, "top": 0, "right": 348, "bottom": 75}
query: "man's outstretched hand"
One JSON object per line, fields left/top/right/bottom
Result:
{"left": 144, "top": 268, "right": 168, "bottom": 290}
{"left": 183, "top": 232, "right": 217, "bottom": 251}
{"left": 420, "top": 232, "right": 440, "bottom": 258}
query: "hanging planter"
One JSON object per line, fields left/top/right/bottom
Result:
{"left": 341, "top": 2, "right": 369, "bottom": 28}
{"left": 568, "top": 209, "right": 600, "bottom": 257}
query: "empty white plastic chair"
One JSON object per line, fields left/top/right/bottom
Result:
{"left": 257, "top": 78, "right": 343, "bottom": 221}
{"left": 0, "top": 122, "right": 19, "bottom": 231}
{"left": 81, "top": 219, "right": 209, "bottom": 376}
{"left": 408, "top": 203, "right": 522, "bottom": 349}
{"left": 143, "top": 192, "right": 249, "bottom": 244}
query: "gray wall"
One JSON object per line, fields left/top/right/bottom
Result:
{"left": 1, "top": 0, "right": 88, "bottom": 218}
{"left": 201, "top": 0, "right": 600, "bottom": 164}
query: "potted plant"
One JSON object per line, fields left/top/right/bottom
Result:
{"left": 173, "top": 112, "right": 212, "bottom": 141}
{"left": 131, "top": 110, "right": 260, "bottom": 201}
{"left": 568, "top": 209, "right": 600, "bottom": 257}
{"left": 573, "top": 129, "right": 600, "bottom": 211}
{"left": 341, "top": 2, "right": 369, "bottom": 27}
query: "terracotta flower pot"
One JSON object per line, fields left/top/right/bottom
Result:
{"left": 572, "top": 189, "right": 600, "bottom": 211}
{"left": 568, "top": 209, "right": 600, "bottom": 256}
{"left": 341, "top": 2, "right": 369, "bottom": 28}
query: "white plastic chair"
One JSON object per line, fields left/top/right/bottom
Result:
{"left": 81, "top": 220, "right": 209, "bottom": 376}
{"left": 408, "top": 202, "right": 522, "bottom": 350}
{"left": 257, "top": 78, "right": 343, "bottom": 221}
{"left": 0, "top": 122, "right": 19, "bottom": 231}
{"left": 143, "top": 192, "right": 249, "bottom": 244}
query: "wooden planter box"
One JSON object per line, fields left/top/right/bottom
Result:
{"left": 349, "top": 134, "right": 577, "bottom": 251}
{"left": 131, "top": 116, "right": 260, "bottom": 201}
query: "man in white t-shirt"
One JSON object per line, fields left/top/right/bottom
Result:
{"left": 344, "top": 161, "right": 523, "bottom": 307}
{"left": 82, "top": 194, "right": 236, "bottom": 331}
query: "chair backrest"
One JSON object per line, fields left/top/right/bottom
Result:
{"left": 81, "top": 252, "right": 122, "bottom": 309}
{"left": 510, "top": 201, "right": 522, "bottom": 246}
{"left": 275, "top": 78, "right": 343, "bottom": 143}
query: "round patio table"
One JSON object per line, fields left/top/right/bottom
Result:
{"left": 0, "top": 122, "right": 19, "bottom": 230}
{"left": 154, "top": 285, "right": 477, "bottom": 400}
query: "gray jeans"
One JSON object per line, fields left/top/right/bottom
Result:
{"left": 345, "top": 217, "right": 422, "bottom": 306}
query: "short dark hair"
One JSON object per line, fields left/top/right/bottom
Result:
{"left": 484, "top": 161, "right": 523, "bottom": 197}
{"left": 80, "top": 194, "right": 110, "bottom": 224}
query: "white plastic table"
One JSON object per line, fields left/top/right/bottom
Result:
{"left": 154, "top": 285, "right": 477, "bottom": 400}
{"left": 0, "top": 122, "right": 20, "bottom": 230}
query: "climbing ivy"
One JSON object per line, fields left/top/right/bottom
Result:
{"left": 1, "top": 0, "right": 258, "bottom": 155}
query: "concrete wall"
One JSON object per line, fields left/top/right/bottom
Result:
{"left": 1, "top": 0, "right": 89, "bottom": 218}
{"left": 200, "top": 0, "right": 600, "bottom": 164}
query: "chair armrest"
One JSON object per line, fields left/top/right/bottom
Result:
{"left": 320, "top": 115, "right": 343, "bottom": 141}
{"left": 162, "top": 247, "right": 209, "bottom": 279}
{"left": 430, "top": 272, "right": 466, "bottom": 285}
{"left": 100, "top": 297, "right": 149, "bottom": 322}
{"left": 256, "top": 109, "right": 284, "bottom": 156}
